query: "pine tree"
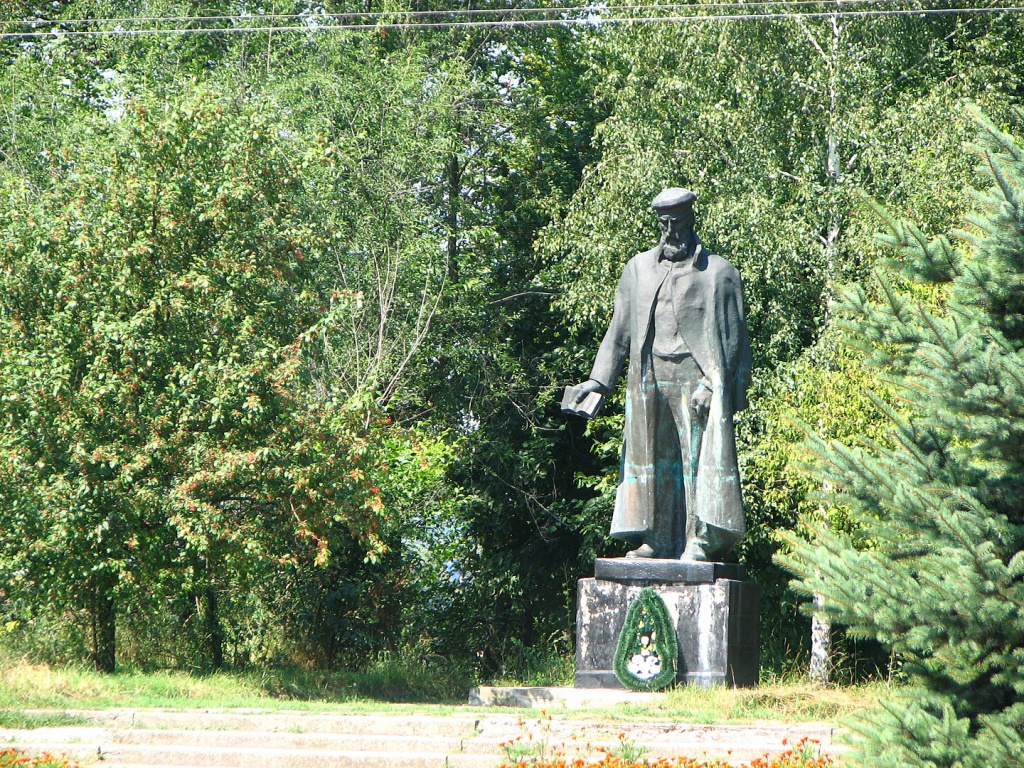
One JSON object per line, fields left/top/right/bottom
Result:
{"left": 779, "top": 106, "right": 1024, "bottom": 767}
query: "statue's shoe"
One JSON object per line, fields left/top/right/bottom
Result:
{"left": 680, "top": 541, "right": 708, "bottom": 561}
{"left": 625, "top": 543, "right": 656, "bottom": 559}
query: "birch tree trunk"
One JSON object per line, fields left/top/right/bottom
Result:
{"left": 810, "top": 589, "right": 832, "bottom": 684}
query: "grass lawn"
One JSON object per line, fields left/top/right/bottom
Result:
{"left": 0, "top": 658, "right": 464, "bottom": 714}
{"left": 0, "top": 656, "right": 897, "bottom": 726}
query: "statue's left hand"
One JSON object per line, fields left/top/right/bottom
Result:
{"left": 691, "top": 384, "right": 712, "bottom": 418}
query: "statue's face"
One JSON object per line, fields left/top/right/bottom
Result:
{"left": 659, "top": 212, "right": 694, "bottom": 246}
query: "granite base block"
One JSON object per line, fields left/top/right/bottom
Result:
{"left": 575, "top": 575, "right": 760, "bottom": 689}
{"left": 595, "top": 557, "right": 745, "bottom": 584}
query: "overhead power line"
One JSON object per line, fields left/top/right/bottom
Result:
{"left": 0, "top": 0, "right": 974, "bottom": 26}
{"left": 0, "top": 4, "right": 1021, "bottom": 37}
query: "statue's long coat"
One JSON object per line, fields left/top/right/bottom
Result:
{"left": 589, "top": 241, "right": 752, "bottom": 549}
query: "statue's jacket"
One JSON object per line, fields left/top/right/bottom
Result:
{"left": 589, "top": 241, "right": 752, "bottom": 546}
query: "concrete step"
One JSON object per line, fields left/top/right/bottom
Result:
{"left": 2, "top": 722, "right": 837, "bottom": 750}
{"left": 5, "top": 708, "right": 845, "bottom": 767}
{"left": 3, "top": 726, "right": 503, "bottom": 754}
{"left": 26, "top": 709, "right": 493, "bottom": 738}
{"left": 2, "top": 742, "right": 503, "bottom": 768}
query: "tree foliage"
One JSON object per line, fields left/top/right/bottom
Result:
{"left": 0, "top": 91, "right": 397, "bottom": 669}
{"left": 0, "top": 1, "right": 469, "bottom": 669}
{"left": 779, "top": 107, "right": 1024, "bottom": 765}
{"left": 0, "top": 0, "right": 1022, "bottom": 688}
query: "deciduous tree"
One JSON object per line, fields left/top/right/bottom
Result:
{"left": 0, "top": 91, "right": 386, "bottom": 670}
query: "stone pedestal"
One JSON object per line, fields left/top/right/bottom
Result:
{"left": 575, "top": 558, "right": 760, "bottom": 688}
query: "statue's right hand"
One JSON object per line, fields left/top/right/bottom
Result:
{"left": 573, "top": 379, "right": 607, "bottom": 403}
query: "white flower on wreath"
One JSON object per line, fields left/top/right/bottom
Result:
{"left": 627, "top": 652, "right": 662, "bottom": 680}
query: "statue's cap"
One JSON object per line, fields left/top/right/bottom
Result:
{"left": 651, "top": 188, "right": 696, "bottom": 215}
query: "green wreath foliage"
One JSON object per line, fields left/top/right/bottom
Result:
{"left": 613, "top": 587, "right": 679, "bottom": 691}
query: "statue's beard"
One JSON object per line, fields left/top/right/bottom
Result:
{"left": 662, "top": 232, "right": 693, "bottom": 260}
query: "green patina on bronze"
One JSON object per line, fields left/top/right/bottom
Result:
{"left": 613, "top": 587, "right": 678, "bottom": 691}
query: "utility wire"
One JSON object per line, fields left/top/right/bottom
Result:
{"left": 0, "top": 0, "right": 974, "bottom": 26}
{"left": 0, "top": 4, "right": 1021, "bottom": 37}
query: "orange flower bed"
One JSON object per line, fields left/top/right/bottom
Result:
{"left": 499, "top": 736, "right": 836, "bottom": 767}
{"left": 0, "top": 748, "right": 82, "bottom": 768}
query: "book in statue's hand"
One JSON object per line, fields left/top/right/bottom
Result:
{"left": 561, "top": 385, "right": 606, "bottom": 419}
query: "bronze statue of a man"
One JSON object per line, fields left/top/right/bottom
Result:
{"left": 572, "top": 189, "right": 751, "bottom": 562}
